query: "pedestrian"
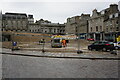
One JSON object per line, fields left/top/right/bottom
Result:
{"left": 62, "top": 39, "right": 67, "bottom": 47}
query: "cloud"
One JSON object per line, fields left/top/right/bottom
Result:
{"left": 1, "top": 0, "right": 120, "bottom": 2}
{"left": 1, "top": 1, "right": 119, "bottom": 23}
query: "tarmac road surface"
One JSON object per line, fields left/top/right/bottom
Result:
{"left": 2, "top": 53, "right": 119, "bottom": 78}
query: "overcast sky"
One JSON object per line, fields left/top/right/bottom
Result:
{"left": 0, "top": 0, "right": 119, "bottom": 23}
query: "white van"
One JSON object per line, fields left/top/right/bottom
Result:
{"left": 51, "top": 38, "right": 62, "bottom": 48}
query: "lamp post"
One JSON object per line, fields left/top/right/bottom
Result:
{"left": 76, "top": 24, "right": 83, "bottom": 54}
{"left": 11, "top": 32, "right": 14, "bottom": 51}
{"left": 42, "top": 39, "right": 45, "bottom": 53}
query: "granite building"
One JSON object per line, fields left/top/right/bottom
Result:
{"left": 88, "top": 4, "right": 120, "bottom": 41}
{"left": 65, "top": 14, "right": 90, "bottom": 39}
{"left": 103, "top": 4, "right": 120, "bottom": 42}
{"left": 28, "top": 23, "right": 40, "bottom": 33}
{"left": 88, "top": 9, "right": 104, "bottom": 40}
{"left": 78, "top": 14, "right": 90, "bottom": 39}
{"left": 28, "top": 15, "right": 34, "bottom": 23}
{"left": 65, "top": 16, "right": 80, "bottom": 34}
{"left": 2, "top": 12, "right": 28, "bottom": 32}
{"left": 29, "top": 19, "right": 65, "bottom": 34}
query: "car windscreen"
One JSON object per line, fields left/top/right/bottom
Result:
{"left": 107, "top": 42, "right": 114, "bottom": 44}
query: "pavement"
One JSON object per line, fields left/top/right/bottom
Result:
{"left": 1, "top": 40, "right": 120, "bottom": 60}
{"left": 1, "top": 48, "right": 120, "bottom": 60}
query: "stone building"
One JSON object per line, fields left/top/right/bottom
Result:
{"left": 28, "top": 23, "right": 41, "bottom": 33}
{"left": 28, "top": 19, "right": 65, "bottom": 34}
{"left": 0, "top": 11, "right": 2, "bottom": 31}
{"left": 40, "top": 23, "right": 65, "bottom": 34}
{"left": 78, "top": 14, "right": 90, "bottom": 39}
{"left": 28, "top": 15, "right": 34, "bottom": 23}
{"left": 65, "top": 16, "right": 80, "bottom": 34}
{"left": 88, "top": 9, "right": 104, "bottom": 40}
{"left": 103, "top": 4, "right": 120, "bottom": 42}
{"left": 88, "top": 4, "right": 120, "bottom": 41}
{"left": 2, "top": 12, "right": 28, "bottom": 32}
{"left": 65, "top": 14, "right": 90, "bottom": 39}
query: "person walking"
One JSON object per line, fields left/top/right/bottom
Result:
{"left": 62, "top": 39, "right": 67, "bottom": 47}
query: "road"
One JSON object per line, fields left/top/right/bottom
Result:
{"left": 2, "top": 53, "right": 119, "bottom": 78}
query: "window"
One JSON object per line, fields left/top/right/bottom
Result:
{"left": 116, "top": 21, "right": 118, "bottom": 24}
{"left": 116, "top": 27, "right": 119, "bottom": 31}
{"left": 101, "top": 11, "right": 105, "bottom": 14}
{"left": 115, "top": 13, "right": 118, "bottom": 17}
{"left": 96, "top": 26, "right": 98, "bottom": 31}
{"left": 49, "top": 28, "right": 52, "bottom": 33}
{"left": 76, "top": 27, "right": 77, "bottom": 32}
{"left": 60, "top": 30, "right": 62, "bottom": 32}
{"left": 91, "top": 27, "right": 92, "bottom": 32}
{"left": 109, "top": 14, "right": 112, "bottom": 18}
{"left": 57, "top": 29, "right": 59, "bottom": 33}
{"left": 100, "top": 26, "right": 102, "bottom": 31}
{"left": 45, "top": 31, "right": 47, "bottom": 33}
{"left": 54, "top": 29, "right": 56, "bottom": 33}
{"left": 113, "top": 14, "right": 115, "bottom": 18}
{"left": 110, "top": 27, "right": 112, "bottom": 31}
{"left": 106, "top": 28, "right": 108, "bottom": 32}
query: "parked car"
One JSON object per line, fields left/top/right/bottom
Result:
{"left": 87, "top": 38, "right": 94, "bottom": 41}
{"left": 114, "top": 42, "right": 120, "bottom": 50}
{"left": 88, "top": 41, "right": 115, "bottom": 51}
{"left": 51, "top": 38, "right": 62, "bottom": 48}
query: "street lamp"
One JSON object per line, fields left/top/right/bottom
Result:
{"left": 42, "top": 39, "right": 45, "bottom": 53}
{"left": 76, "top": 24, "right": 83, "bottom": 54}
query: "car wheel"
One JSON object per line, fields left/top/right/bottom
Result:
{"left": 102, "top": 48, "right": 107, "bottom": 52}
{"left": 88, "top": 47, "right": 92, "bottom": 50}
{"left": 115, "top": 46, "right": 118, "bottom": 50}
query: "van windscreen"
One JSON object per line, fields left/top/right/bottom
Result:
{"left": 54, "top": 39, "right": 60, "bottom": 43}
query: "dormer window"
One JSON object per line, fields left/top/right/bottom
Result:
{"left": 109, "top": 14, "right": 112, "bottom": 18}
{"left": 101, "top": 11, "right": 105, "bottom": 14}
{"left": 115, "top": 13, "right": 118, "bottom": 17}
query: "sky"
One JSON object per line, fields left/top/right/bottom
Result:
{"left": 0, "top": 0, "right": 120, "bottom": 23}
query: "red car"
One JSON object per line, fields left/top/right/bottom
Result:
{"left": 87, "top": 38, "right": 94, "bottom": 41}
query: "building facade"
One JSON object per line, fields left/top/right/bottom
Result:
{"left": 2, "top": 12, "right": 28, "bottom": 32}
{"left": 88, "top": 4, "right": 120, "bottom": 41}
{"left": 65, "top": 16, "right": 80, "bottom": 34}
{"left": 40, "top": 23, "right": 65, "bottom": 34}
{"left": 28, "top": 19, "right": 65, "bottom": 34}
{"left": 103, "top": 4, "right": 120, "bottom": 42}
{"left": 65, "top": 14, "right": 90, "bottom": 39}
{"left": 28, "top": 15, "right": 34, "bottom": 23}
{"left": 78, "top": 14, "right": 90, "bottom": 39}
{"left": 88, "top": 9, "right": 104, "bottom": 40}
{"left": 28, "top": 23, "right": 40, "bottom": 33}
